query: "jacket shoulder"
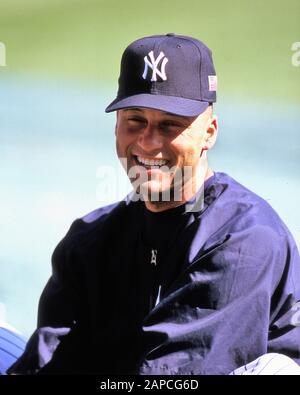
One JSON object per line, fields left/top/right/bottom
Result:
{"left": 56, "top": 200, "right": 128, "bottom": 253}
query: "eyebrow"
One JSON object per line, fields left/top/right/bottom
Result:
{"left": 123, "top": 108, "right": 143, "bottom": 113}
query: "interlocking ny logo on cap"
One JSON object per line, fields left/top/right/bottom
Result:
{"left": 142, "top": 51, "right": 168, "bottom": 82}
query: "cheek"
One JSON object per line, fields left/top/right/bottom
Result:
{"left": 115, "top": 129, "right": 133, "bottom": 156}
{"left": 115, "top": 139, "right": 123, "bottom": 159}
{"left": 184, "top": 147, "right": 201, "bottom": 166}
{"left": 172, "top": 136, "right": 203, "bottom": 164}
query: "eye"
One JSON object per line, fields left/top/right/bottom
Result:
{"left": 127, "top": 117, "right": 146, "bottom": 124}
{"left": 160, "top": 121, "right": 184, "bottom": 132}
{"left": 125, "top": 116, "right": 147, "bottom": 131}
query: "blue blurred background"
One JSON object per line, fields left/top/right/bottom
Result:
{"left": 0, "top": 0, "right": 299, "bottom": 337}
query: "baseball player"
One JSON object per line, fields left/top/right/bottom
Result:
{"left": 7, "top": 34, "right": 300, "bottom": 375}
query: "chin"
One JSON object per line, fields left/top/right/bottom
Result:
{"left": 140, "top": 181, "right": 173, "bottom": 202}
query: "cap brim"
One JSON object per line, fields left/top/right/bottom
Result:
{"left": 105, "top": 94, "right": 209, "bottom": 117}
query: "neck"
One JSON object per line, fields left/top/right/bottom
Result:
{"left": 144, "top": 167, "right": 214, "bottom": 213}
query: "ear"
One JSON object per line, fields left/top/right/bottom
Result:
{"left": 203, "top": 115, "right": 218, "bottom": 151}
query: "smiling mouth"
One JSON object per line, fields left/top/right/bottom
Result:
{"left": 133, "top": 155, "right": 169, "bottom": 169}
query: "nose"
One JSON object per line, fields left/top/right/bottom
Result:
{"left": 137, "top": 123, "right": 163, "bottom": 152}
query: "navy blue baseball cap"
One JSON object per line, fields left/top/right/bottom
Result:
{"left": 105, "top": 33, "right": 217, "bottom": 117}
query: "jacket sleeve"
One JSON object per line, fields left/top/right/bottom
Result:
{"left": 38, "top": 219, "right": 85, "bottom": 328}
{"left": 139, "top": 224, "right": 300, "bottom": 374}
{"left": 267, "top": 238, "right": 300, "bottom": 365}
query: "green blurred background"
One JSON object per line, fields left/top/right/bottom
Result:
{"left": 1, "top": 0, "right": 300, "bottom": 99}
{"left": 0, "top": 0, "right": 299, "bottom": 336}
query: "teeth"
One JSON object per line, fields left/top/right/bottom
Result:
{"left": 137, "top": 156, "right": 167, "bottom": 167}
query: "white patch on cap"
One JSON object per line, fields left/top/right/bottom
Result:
{"left": 208, "top": 75, "right": 217, "bottom": 91}
{"left": 142, "top": 51, "right": 168, "bottom": 82}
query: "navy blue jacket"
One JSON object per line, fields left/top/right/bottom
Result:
{"left": 9, "top": 173, "right": 300, "bottom": 374}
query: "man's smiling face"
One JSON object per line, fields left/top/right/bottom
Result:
{"left": 115, "top": 106, "right": 217, "bottom": 210}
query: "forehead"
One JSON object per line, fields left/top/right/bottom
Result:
{"left": 119, "top": 107, "right": 196, "bottom": 122}
{"left": 123, "top": 107, "right": 176, "bottom": 116}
